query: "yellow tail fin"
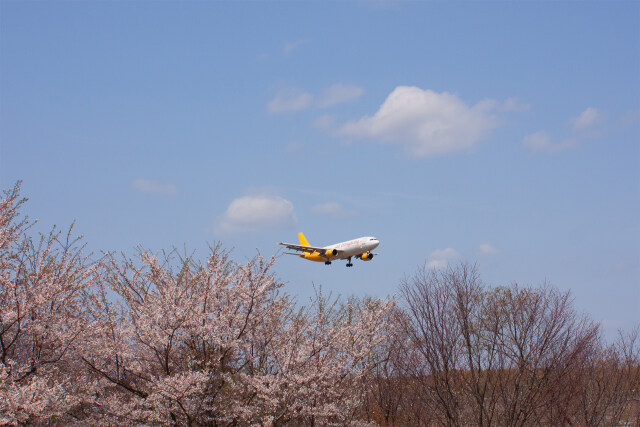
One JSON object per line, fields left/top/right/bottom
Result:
{"left": 298, "top": 232, "right": 310, "bottom": 246}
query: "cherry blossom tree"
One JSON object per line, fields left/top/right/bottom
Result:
{"left": 81, "top": 248, "right": 394, "bottom": 425}
{"left": 1, "top": 182, "right": 98, "bottom": 425}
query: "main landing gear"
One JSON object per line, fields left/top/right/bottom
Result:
{"left": 346, "top": 257, "right": 353, "bottom": 267}
{"left": 325, "top": 261, "right": 332, "bottom": 265}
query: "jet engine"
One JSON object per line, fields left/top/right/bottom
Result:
{"left": 360, "top": 252, "right": 374, "bottom": 261}
{"left": 325, "top": 249, "right": 338, "bottom": 257}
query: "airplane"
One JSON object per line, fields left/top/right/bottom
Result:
{"left": 278, "top": 232, "right": 379, "bottom": 267}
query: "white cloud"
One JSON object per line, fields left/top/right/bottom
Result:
{"left": 502, "top": 97, "right": 530, "bottom": 112}
{"left": 522, "top": 130, "right": 553, "bottom": 151}
{"left": 479, "top": 243, "right": 499, "bottom": 255}
{"left": 132, "top": 179, "right": 177, "bottom": 196}
{"left": 522, "top": 131, "right": 578, "bottom": 153}
{"left": 427, "top": 248, "right": 460, "bottom": 269}
{"left": 318, "top": 84, "right": 364, "bottom": 108}
{"left": 338, "top": 86, "right": 500, "bottom": 157}
{"left": 310, "top": 202, "right": 358, "bottom": 219}
{"left": 218, "top": 195, "right": 298, "bottom": 234}
{"left": 523, "top": 107, "right": 606, "bottom": 154}
{"left": 571, "top": 107, "right": 605, "bottom": 134}
{"left": 267, "top": 88, "right": 313, "bottom": 113}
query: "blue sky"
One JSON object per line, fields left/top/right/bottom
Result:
{"left": 2, "top": 1, "right": 638, "bottom": 337}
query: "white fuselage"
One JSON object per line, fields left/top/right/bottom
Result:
{"left": 324, "top": 236, "right": 379, "bottom": 259}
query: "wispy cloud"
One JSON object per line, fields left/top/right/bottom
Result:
{"left": 338, "top": 86, "right": 500, "bottom": 157}
{"left": 285, "top": 141, "right": 304, "bottom": 153}
{"left": 618, "top": 109, "right": 640, "bottom": 128}
{"left": 501, "top": 97, "right": 530, "bottom": 112}
{"left": 310, "top": 201, "right": 358, "bottom": 219}
{"left": 523, "top": 107, "right": 607, "bottom": 154}
{"left": 571, "top": 107, "right": 606, "bottom": 134}
{"left": 318, "top": 84, "right": 364, "bottom": 108}
{"left": 132, "top": 179, "right": 177, "bottom": 196}
{"left": 522, "top": 131, "right": 578, "bottom": 153}
{"left": 268, "top": 84, "right": 364, "bottom": 114}
{"left": 314, "top": 114, "right": 337, "bottom": 130}
{"left": 427, "top": 248, "right": 460, "bottom": 269}
{"left": 284, "top": 38, "right": 310, "bottom": 55}
{"left": 479, "top": 243, "right": 499, "bottom": 255}
{"left": 217, "top": 194, "right": 298, "bottom": 234}
{"left": 267, "top": 88, "right": 313, "bottom": 113}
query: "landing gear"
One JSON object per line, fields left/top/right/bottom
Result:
{"left": 346, "top": 257, "right": 353, "bottom": 267}
{"left": 325, "top": 261, "right": 332, "bottom": 265}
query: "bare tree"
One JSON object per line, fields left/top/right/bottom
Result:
{"left": 399, "top": 263, "right": 475, "bottom": 426}
{"left": 571, "top": 326, "right": 640, "bottom": 426}
{"left": 490, "top": 283, "right": 597, "bottom": 426}
{"left": 399, "top": 263, "right": 601, "bottom": 426}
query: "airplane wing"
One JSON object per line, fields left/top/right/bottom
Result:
{"left": 277, "top": 242, "right": 323, "bottom": 253}
{"left": 277, "top": 242, "right": 342, "bottom": 255}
